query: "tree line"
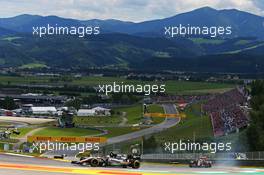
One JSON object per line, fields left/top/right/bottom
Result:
{"left": 247, "top": 80, "right": 264, "bottom": 151}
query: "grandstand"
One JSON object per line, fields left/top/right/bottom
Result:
{"left": 202, "top": 87, "right": 249, "bottom": 137}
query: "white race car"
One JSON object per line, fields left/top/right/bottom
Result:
{"left": 72, "top": 152, "right": 141, "bottom": 169}
{"left": 189, "top": 156, "right": 212, "bottom": 168}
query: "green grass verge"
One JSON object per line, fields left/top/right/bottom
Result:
{"left": 117, "top": 105, "right": 142, "bottom": 124}
{"left": 147, "top": 104, "right": 165, "bottom": 124}
{"left": 155, "top": 103, "right": 213, "bottom": 142}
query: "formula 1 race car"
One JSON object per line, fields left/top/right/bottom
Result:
{"left": 71, "top": 152, "right": 141, "bottom": 169}
{"left": 189, "top": 156, "right": 212, "bottom": 168}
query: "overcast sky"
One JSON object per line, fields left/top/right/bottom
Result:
{"left": 1, "top": 0, "right": 264, "bottom": 22}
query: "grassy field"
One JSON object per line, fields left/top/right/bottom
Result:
{"left": 73, "top": 76, "right": 235, "bottom": 94}
{"left": 103, "top": 127, "right": 147, "bottom": 138}
{"left": 155, "top": 103, "right": 213, "bottom": 142}
{"left": 0, "top": 75, "right": 235, "bottom": 94}
{"left": 73, "top": 115, "right": 122, "bottom": 126}
{"left": 114, "top": 104, "right": 165, "bottom": 125}
{"left": 73, "top": 104, "right": 144, "bottom": 126}
{"left": 117, "top": 105, "right": 142, "bottom": 124}
{"left": 0, "top": 75, "right": 50, "bottom": 85}
{"left": 73, "top": 104, "right": 162, "bottom": 127}
{"left": 147, "top": 104, "right": 165, "bottom": 124}
{"left": 33, "top": 127, "right": 102, "bottom": 137}
{"left": 20, "top": 63, "right": 47, "bottom": 69}
{"left": 165, "top": 81, "right": 234, "bottom": 94}
{"left": 32, "top": 126, "right": 147, "bottom": 139}
{"left": 72, "top": 76, "right": 129, "bottom": 86}
{"left": 189, "top": 38, "right": 225, "bottom": 45}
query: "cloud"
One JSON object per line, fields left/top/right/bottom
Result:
{"left": 252, "top": 0, "right": 264, "bottom": 13}
{"left": 0, "top": 0, "right": 263, "bottom": 21}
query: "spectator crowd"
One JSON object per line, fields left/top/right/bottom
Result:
{"left": 202, "top": 88, "right": 249, "bottom": 136}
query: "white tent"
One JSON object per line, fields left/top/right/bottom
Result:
{"left": 77, "top": 107, "right": 111, "bottom": 117}
{"left": 30, "top": 107, "right": 57, "bottom": 115}
{"left": 77, "top": 109, "right": 96, "bottom": 116}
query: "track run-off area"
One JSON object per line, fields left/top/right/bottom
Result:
{"left": 0, "top": 153, "right": 263, "bottom": 175}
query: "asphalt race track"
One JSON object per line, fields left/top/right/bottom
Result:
{"left": 0, "top": 153, "right": 264, "bottom": 175}
{"left": 43, "top": 104, "right": 180, "bottom": 158}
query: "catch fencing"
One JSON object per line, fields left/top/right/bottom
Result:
{"left": 142, "top": 152, "right": 264, "bottom": 161}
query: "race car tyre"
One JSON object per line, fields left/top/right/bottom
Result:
{"left": 132, "top": 160, "right": 140, "bottom": 169}
{"left": 207, "top": 163, "right": 212, "bottom": 168}
{"left": 90, "top": 158, "right": 100, "bottom": 167}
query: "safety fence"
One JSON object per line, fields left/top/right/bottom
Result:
{"left": 142, "top": 152, "right": 264, "bottom": 161}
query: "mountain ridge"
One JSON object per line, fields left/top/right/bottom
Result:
{"left": 0, "top": 7, "right": 264, "bottom": 73}
{"left": 0, "top": 7, "right": 263, "bottom": 38}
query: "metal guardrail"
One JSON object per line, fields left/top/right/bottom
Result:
{"left": 142, "top": 152, "right": 264, "bottom": 161}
